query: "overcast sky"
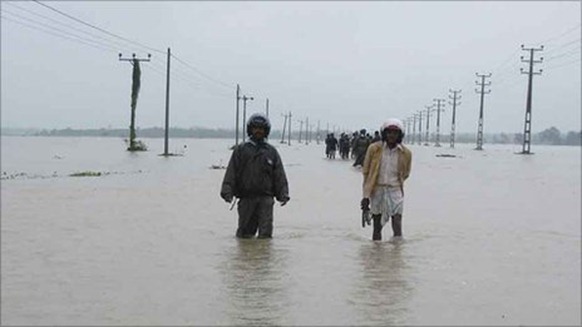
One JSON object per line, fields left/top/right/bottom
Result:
{"left": 1, "top": 1, "right": 580, "bottom": 134}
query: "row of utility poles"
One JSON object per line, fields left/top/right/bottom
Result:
{"left": 119, "top": 44, "right": 543, "bottom": 155}
{"left": 403, "top": 44, "right": 543, "bottom": 154}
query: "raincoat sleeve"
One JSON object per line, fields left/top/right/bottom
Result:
{"left": 220, "top": 148, "right": 239, "bottom": 200}
{"left": 272, "top": 150, "right": 290, "bottom": 203}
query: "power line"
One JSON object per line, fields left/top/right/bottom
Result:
{"left": 3, "top": 2, "right": 131, "bottom": 51}
{"left": 544, "top": 57, "right": 581, "bottom": 71}
{"left": 1, "top": 9, "right": 126, "bottom": 53}
{"left": 32, "top": 0, "right": 166, "bottom": 55}
{"left": 170, "top": 54, "right": 233, "bottom": 90}
{"left": 1, "top": 14, "right": 119, "bottom": 54}
{"left": 537, "top": 23, "right": 581, "bottom": 45}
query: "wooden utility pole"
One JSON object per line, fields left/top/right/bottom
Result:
{"left": 475, "top": 73, "right": 492, "bottom": 150}
{"left": 119, "top": 52, "right": 151, "bottom": 151}
{"left": 433, "top": 98, "right": 446, "bottom": 147}
{"left": 519, "top": 45, "right": 544, "bottom": 155}
{"left": 448, "top": 89, "right": 462, "bottom": 148}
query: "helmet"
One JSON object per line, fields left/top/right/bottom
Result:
{"left": 246, "top": 113, "right": 271, "bottom": 137}
{"left": 380, "top": 118, "right": 405, "bottom": 143}
{"left": 380, "top": 118, "right": 404, "bottom": 132}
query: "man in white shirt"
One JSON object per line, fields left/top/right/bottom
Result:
{"left": 360, "top": 119, "right": 412, "bottom": 241}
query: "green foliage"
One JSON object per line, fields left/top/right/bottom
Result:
{"left": 70, "top": 171, "right": 102, "bottom": 177}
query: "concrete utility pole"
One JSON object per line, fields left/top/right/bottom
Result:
{"left": 405, "top": 117, "right": 411, "bottom": 143}
{"left": 162, "top": 48, "right": 171, "bottom": 156}
{"left": 316, "top": 120, "right": 321, "bottom": 145}
{"left": 417, "top": 110, "right": 423, "bottom": 145}
{"left": 299, "top": 119, "right": 304, "bottom": 143}
{"left": 242, "top": 95, "right": 254, "bottom": 143}
{"left": 519, "top": 45, "right": 544, "bottom": 155}
{"left": 287, "top": 111, "right": 292, "bottom": 145}
{"left": 475, "top": 73, "right": 492, "bottom": 150}
{"left": 424, "top": 105, "right": 434, "bottom": 146}
{"left": 412, "top": 113, "right": 418, "bottom": 145}
{"left": 280, "top": 112, "right": 288, "bottom": 144}
{"left": 448, "top": 89, "right": 462, "bottom": 148}
{"left": 235, "top": 84, "right": 241, "bottom": 146}
{"left": 305, "top": 117, "right": 309, "bottom": 145}
{"left": 265, "top": 98, "right": 270, "bottom": 119}
{"left": 433, "top": 98, "right": 446, "bottom": 147}
{"left": 119, "top": 52, "right": 151, "bottom": 151}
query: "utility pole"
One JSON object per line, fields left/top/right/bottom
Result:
{"left": 242, "top": 95, "right": 254, "bottom": 143}
{"left": 424, "top": 105, "right": 434, "bottom": 146}
{"left": 287, "top": 111, "right": 292, "bottom": 145}
{"left": 316, "top": 120, "right": 321, "bottom": 144}
{"left": 417, "top": 110, "right": 423, "bottom": 145}
{"left": 448, "top": 89, "right": 462, "bottom": 148}
{"left": 265, "top": 98, "right": 269, "bottom": 119}
{"left": 433, "top": 98, "right": 446, "bottom": 147}
{"left": 412, "top": 114, "right": 418, "bottom": 145}
{"left": 118, "top": 52, "right": 151, "bottom": 151}
{"left": 475, "top": 73, "right": 492, "bottom": 150}
{"left": 280, "top": 112, "right": 287, "bottom": 144}
{"left": 235, "top": 84, "right": 241, "bottom": 146}
{"left": 305, "top": 117, "right": 309, "bottom": 145}
{"left": 299, "top": 119, "right": 304, "bottom": 143}
{"left": 162, "top": 48, "right": 171, "bottom": 156}
{"left": 519, "top": 45, "right": 544, "bottom": 155}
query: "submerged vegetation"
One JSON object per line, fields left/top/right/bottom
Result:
{"left": 69, "top": 171, "right": 102, "bottom": 177}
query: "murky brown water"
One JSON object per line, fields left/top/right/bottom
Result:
{"left": 2, "top": 136, "right": 580, "bottom": 325}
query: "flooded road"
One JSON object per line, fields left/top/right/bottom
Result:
{"left": 2, "top": 136, "right": 580, "bottom": 325}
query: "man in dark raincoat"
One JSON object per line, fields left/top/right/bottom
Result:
{"left": 220, "top": 113, "right": 290, "bottom": 238}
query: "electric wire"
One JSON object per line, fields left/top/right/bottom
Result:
{"left": 32, "top": 0, "right": 166, "bottom": 55}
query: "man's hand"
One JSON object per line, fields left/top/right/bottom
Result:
{"left": 360, "top": 198, "right": 370, "bottom": 211}
{"left": 279, "top": 196, "right": 290, "bottom": 207}
{"left": 221, "top": 193, "right": 233, "bottom": 203}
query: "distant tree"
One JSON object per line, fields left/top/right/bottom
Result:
{"left": 514, "top": 133, "right": 523, "bottom": 144}
{"left": 537, "top": 126, "right": 562, "bottom": 145}
{"left": 565, "top": 131, "right": 582, "bottom": 146}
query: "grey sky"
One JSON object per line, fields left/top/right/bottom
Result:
{"left": 1, "top": 1, "right": 580, "bottom": 134}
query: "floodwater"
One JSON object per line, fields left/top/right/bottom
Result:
{"left": 1, "top": 136, "right": 580, "bottom": 326}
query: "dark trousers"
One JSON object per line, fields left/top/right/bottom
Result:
{"left": 236, "top": 196, "right": 275, "bottom": 238}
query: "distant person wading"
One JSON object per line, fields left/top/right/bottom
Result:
{"left": 220, "top": 113, "right": 290, "bottom": 239}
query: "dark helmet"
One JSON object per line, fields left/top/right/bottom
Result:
{"left": 246, "top": 113, "right": 271, "bottom": 137}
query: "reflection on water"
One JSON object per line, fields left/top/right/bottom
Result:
{"left": 219, "top": 239, "right": 290, "bottom": 326}
{"left": 352, "top": 241, "right": 411, "bottom": 325}
{"left": 2, "top": 138, "right": 580, "bottom": 325}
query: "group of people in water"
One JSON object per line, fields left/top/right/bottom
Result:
{"left": 324, "top": 129, "right": 381, "bottom": 167}
{"left": 221, "top": 113, "right": 411, "bottom": 242}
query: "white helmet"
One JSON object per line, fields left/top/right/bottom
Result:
{"left": 380, "top": 118, "right": 404, "bottom": 132}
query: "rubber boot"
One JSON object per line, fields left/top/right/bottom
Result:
{"left": 372, "top": 214, "right": 383, "bottom": 241}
